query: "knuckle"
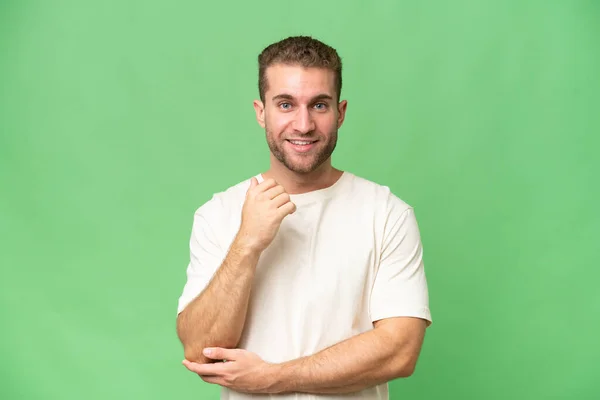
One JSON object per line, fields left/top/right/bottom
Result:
{"left": 224, "top": 375, "right": 237, "bottom": 385}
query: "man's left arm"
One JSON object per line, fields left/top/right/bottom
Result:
{"left": 268, "top": 316, "right": 427, "bottom": 394}
{"left": 269, "top": 203, "right": 431, "bottom": 394}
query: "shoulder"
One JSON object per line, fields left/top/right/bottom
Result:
{"left": 193, "top": 174, "right": 255, "bottom": 221}
{"left": 345, "top": 172, "right": 413, "bottom": 215}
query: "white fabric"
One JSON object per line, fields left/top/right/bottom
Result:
{"left": 177, "top": 172, "right": 432, "bottom": 400}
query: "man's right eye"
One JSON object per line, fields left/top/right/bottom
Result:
{"left": 279, "top": 103, "right": 292, "bottom": 110}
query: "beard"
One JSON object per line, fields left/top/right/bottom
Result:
{"left": 265, "top": 126, "right": 338, "bottom": 174}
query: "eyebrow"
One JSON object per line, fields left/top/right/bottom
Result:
{"left": 271, "top": 93, "right": 334, "bottom": 102}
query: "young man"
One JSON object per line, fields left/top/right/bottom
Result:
{"left": 176, "top": 36, "right": 432, "bottom": 399}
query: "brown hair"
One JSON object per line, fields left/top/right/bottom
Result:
{"left": 258, "top": 36, "right": 342, "bottom": 102}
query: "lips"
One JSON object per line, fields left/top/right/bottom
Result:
{"left": 286, "top": 139, "right": 317, "bottom": 153}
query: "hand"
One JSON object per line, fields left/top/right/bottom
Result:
{"left": 236, "top": 177, "right": 296, "bottom": 252}
{"left": 182, "top": 347, "right": 281, "bottom": 394}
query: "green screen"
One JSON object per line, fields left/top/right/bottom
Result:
{"left": 1, "top": 1, "right": 598, "bottom": 399}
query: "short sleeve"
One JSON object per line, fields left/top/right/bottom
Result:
{"left": 176, "top": 206, "right": 226, "bottom": 315}
{"left": 369, "top": 204, "right": 432, "bottom": 326}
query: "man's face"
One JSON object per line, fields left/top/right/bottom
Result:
{"left": 254, "top": 64, "right": 347, "bottom": 174}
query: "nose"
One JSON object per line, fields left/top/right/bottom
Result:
{"left": 292, "top": 106, "right": 316, "bottom": 134}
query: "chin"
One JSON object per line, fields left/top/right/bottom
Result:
{"left": 285, "top": 160, "right": 323, "bottom": 174}
{"left": 289, "top": 167, "right": 316, "bottom": 174}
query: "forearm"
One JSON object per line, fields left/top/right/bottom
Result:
{"left": 176, "top": 236, "right": 260, "bottom": 363}
{"left": 271, "top": 326, "right": 418, "bottom": 394}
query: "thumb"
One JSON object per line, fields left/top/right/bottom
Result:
{"left": 203, "top": 347, "right": 236, "bottom": 361}
{"left": 248, "top": 177, "right": 258, "bottom": 191}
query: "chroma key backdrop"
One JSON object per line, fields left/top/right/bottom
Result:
{"left": 1, "top": 1, "right": 598, "bottom": 399}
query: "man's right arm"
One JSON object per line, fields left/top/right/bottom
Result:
{"left": 176, "top": 177, "right": 295, "bottom": 364}
{"left": 176, "top": 235, "right": 261, "bottom": 364}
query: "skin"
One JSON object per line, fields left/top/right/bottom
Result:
{"left": 253, "top": 63, "right": 347, "bottom": 194}
{"left": 175, "top": 177, "right": 296, "bottom": 364}
{"left": 178, "top": 63, "right": 428, "bottom": 394}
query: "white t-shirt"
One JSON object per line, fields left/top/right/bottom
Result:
{"left": 177, "top": 171, "right": 432, "bottom": 400}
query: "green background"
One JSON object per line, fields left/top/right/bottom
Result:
{"left": 1, "top": 0, "right": 599, "bottom": 399}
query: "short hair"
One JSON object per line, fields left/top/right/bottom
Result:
{"left": 258, "top": 36, "right": 342, "bottom": 102}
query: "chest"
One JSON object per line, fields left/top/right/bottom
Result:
{"left": 252, "top": 203, "right": 380, "bottom": 313}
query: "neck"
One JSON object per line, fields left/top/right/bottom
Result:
{"left": 262, "top": 159, "right": 343, "bottom": 195}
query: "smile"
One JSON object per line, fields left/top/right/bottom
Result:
{"left": 288, "top": 140, "right": 316, "bottom": 145}
{"left": 286, "top": 139, "right": 317, "bottom": 152}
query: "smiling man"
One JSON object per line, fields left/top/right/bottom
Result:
{"left": 175, "top": 36, "right": 432, "bottom": 399}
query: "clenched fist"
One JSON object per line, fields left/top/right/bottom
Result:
{"left": 236, "top": 177, "right": 296, "bottom": 253}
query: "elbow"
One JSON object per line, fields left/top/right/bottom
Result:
{"left": 183, "top": 341, "right": 238, "bottom": 364}
{"left": 176, "top": 319, "right": 208, "bottom": 363}
{"left": 178, "top": 330, "right": 238, "bottom": 363}
{"left": 391, "top": 356, "right": 419, "bottom": 378}
{"left": 176, "top": 313, "right": 240, "bottom": 362}
{"left": 183, "top": 346, "right": 211, "bottom": 364}
{"left": 181, "top": 339, "right": 236, "bottom": 363}
{"left": 396, "top": 363, "right": 416, "bottom": 378}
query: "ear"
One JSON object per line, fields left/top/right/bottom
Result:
{"left": 337, "top": 100, "right": 348, "bottom": 129}
{"left": 253, "top": 100, "right": 265, "bottom": 128}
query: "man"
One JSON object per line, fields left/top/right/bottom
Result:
{"left": 175, "top": 36, "right": 432, "bottom": 399}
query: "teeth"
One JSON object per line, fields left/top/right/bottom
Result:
{"left": 290, "top": 140, "right": 312, "bottom": 145}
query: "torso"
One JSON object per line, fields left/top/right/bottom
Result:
{"left": 210, "top": 172, "right": 406, "bottom": 399}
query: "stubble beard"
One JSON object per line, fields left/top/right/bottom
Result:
{"left": 265, "top": 126, "right": 338, "bottom": 174}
